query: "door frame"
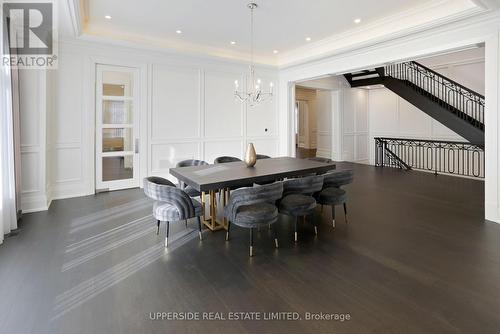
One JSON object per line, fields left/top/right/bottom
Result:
{"left": 88, "top": 57, "right": 148, "bottom": 193}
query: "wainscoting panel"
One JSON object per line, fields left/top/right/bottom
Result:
{"left": 19, "top": 70, "right": 40, "bottom": 147}
{"left": 20, "top": 151, "right": 39, "bottom": 193}
{"left": 54, "top": 146, "right": 82, "bottom": 183}
{"left": 151, "top": 65, "right": 201, "bottom": 140}
{"left": 55, "top": 55, "right": 83, "bottom": 144}
{"left": 343, "top": 135, "right": 355, "bottom": 162}
{"left": 151, "top": 142, "right": 201, "bottom": 176}
{"left": 356, "top": 134, "right": 369, "bottom": 162}
{"left": 247, "top": 138, "right": 279, "bottom": 158}
{"left": 205, "top": 71, "right": 243, "bottom": 138}
{"left": 368, "top": 89, "right": 399, "bottom": 133}
{"left": 246, "top": 76, "right": 278, "bottom": 137}
{"left": 341, "top": 88, "right": 369, "bottom": 163}
{"left": 342, "top": 90, "right": 356, "bottom": 134}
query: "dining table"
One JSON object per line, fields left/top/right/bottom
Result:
{"left": 169, "top": 157, "right": 336, "bottom": 231}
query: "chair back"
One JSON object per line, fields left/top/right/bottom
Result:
{"left": 307, "top": 157, "right": 332, "bottom": 164}
{"left": 143, "top": 177, "right": 196, "bottom": 218}
{"left": 143, "top": 176, "right": 175, "bottom": 200}
{"left": 323, "top": 170, "right": 354, "bottom": 188}
{"left": 176, "top": 160, "right": 208, "bottom": 189}
{"left": 214, "top": 156, "right": 241, "bottom": 164}
{"left": 176, "top": 159, "right": 208, "bottom": 168}
{"left": 283, "top": 174, "right": 324, "bottom": 197}
{"left": 224, "top": 182, "right": 283, "bottom": 222}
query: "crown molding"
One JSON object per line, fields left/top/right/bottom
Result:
{"left": 67, "top": 0, "right": 84, "bottom": 37}
{"left": 470, "top": 0, "right": 500, "bottom": 9}
{"left": 59, "top": 36, "right": 280, "bottom": 72}
{"left": 80, "top": 28, "right": 278, "bottom": 66}
{"left": 277, "top": 0, "right": 484, "bottom": 68}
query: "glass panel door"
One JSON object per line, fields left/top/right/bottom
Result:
{"left": 95, "top": 65, "right": 139, "bottom": 191}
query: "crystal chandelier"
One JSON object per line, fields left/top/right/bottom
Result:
{"left": 234, "top": 3, "right": 273, "bottom": 107}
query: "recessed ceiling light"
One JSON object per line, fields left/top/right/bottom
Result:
{"left": 305, "top": 37, "right": 311, "bottom": 42}
{"left": 273, "top": 50, "right": 279, "bottom": 54}
{"left": 104, "top": 15, "right": 112, "bottom": 20}
{"left": 354, "top": 18, "right": 361, "bottom": 24}
{"left": 230, "top": 41, "right": 236, "bottom": 45}
{"left": 176, "top": 30, "right": 182, "bottom": 34}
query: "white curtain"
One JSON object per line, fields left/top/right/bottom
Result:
{"left": 0, "top": 37, "right": 17, "bottom": 245}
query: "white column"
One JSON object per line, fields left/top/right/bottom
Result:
{"left": 485, "top": 30, "right": 500, "bottom": 223}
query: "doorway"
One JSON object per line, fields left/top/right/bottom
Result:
{"left": 95, "top": 64, "right": 140, "bottom": 192}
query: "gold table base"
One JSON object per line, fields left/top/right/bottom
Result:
{"left": 200, "top": 189, "right": 229, "bottom": 231}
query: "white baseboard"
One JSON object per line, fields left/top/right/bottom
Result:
{"left": 51, "top": 182, "right": 93, "bottom": 201}
{"left": 485, "top": 202, "right": 499, "bottom": 224}
{"left": 21, "top": 193, "right": 50, "bottom": 213}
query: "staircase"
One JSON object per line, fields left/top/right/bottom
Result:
{"left": 344, "top": 61, "right": 485, "bottom": 145}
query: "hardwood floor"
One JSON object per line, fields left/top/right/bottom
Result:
{"left": 1, "top": 163, "right": 499, "bottom": 334}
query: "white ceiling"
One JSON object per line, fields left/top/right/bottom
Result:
{"left": 64, "top": 0, "right": 482, "bottom": 66}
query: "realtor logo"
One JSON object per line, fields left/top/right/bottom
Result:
{"left": 2, "top": 1, "right": 57, "bottom": 68}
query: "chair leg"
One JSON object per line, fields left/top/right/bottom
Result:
{"left": 332, "top": 205, "right": 336, "bottom": 228}
{"left": 185, "top": 219, "right": 188, "bottom": 228}
{"left": 156, "top": 220, "right": 160, "bottom": 235}
{"left": 165, "top": 221, "right": 170, "bottom": 248}
{"left": 226, "top": 221, "right": 231, "bottom": 241}
{"left": 343, "top": 202, "right": 348, "bottom": 223}
{"left": 314, "top": 225, "right": 318, "bottom": 236}
{"left": 273, "top": 224, "right": 279, "bottom": 248}
{"left": 321, "top": 204, "right": 323, "bottom": 213}
{"left": 197, "top": 216, "right": 203, "bottom": 240}
{"left": 249, "top": 228, "right": 254, "bottom": 257}
{"left": 294, "top": 217, "right": 298, "bottom": 243}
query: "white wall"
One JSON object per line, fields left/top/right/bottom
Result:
{"left": 342, "top": 88, "right": 369, "bottom": 163}
{"left": 19, "top": 38, "right": 279, "bottom": 211}
{"left": 418, "top": 47, "right": 485, "bottom": 95}
{"left": 18, "top": 69, "right": 49, "bottom": 212}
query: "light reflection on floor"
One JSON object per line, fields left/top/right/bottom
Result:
{"left": 53, "top": 198, "right": 201, "bottom": 321}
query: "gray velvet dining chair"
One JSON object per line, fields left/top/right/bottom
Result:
{"left": 315, "top": 170, "right": 354, "bottom": 228}
{"left": 214, "top": 156, "right": 243, "bottom": 202}
{"left": 214, "top": 156, "right": 241, "bottom": 164}
{"left": 143, "top": 176, "right": 203, "bottom": 247}
{"left": 278, "top": 174, "right": 324, "bottom": 241}
{"left": 224, "top": 182, "right": 283, "bottom": 257}
{"left": 307, "top": 157, "right": 333, "bottom": 164}
{"left": 175, "top": 159, "right": 208, "bottom": 198}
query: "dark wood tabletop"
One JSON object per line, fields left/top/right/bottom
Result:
{"left": 169, "top": 157, "right": 336, "bottom": 192}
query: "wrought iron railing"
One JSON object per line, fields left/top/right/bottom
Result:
{"left": 375, "top": 137, "right": 484, "bottom": 178}
{"left": 385, "top": 61, "right": 485, "bottom": 129}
